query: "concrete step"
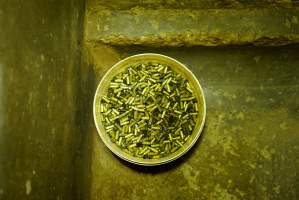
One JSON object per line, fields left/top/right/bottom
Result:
{"left": 87, "top": 0, "right": 297, "bottom": 10}
{"left": 85, "top": 7, "right": 299, "bottom": 46}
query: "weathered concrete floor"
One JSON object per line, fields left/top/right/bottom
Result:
{"left": 87, "top": 44, "right": 299, "bottom": 200}
{"left": 85, "top": 1, "right": 299, "bottom": 199}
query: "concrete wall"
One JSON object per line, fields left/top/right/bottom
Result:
{"left": 0, "top": 0, "right": 93, "bottom": 199}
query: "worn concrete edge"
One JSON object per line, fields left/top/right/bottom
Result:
{"left": 85, "top": 8, "right": 299, "bottom": 47}
{"left": 86, "top": 1, "right": 299, "bottom": 11}
{"left": 85, "top": 33, "right": 299, "bottom": 47}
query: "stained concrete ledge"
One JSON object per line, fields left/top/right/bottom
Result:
{"left": 85, "top": 8, "right": 299, "bottom": 47}
{"left": 87, "top": 0, "right": 297, "bottom": 10}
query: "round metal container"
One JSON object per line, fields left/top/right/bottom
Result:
{"left": 93, "top": 53, "right": 206, "bottom": 166}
